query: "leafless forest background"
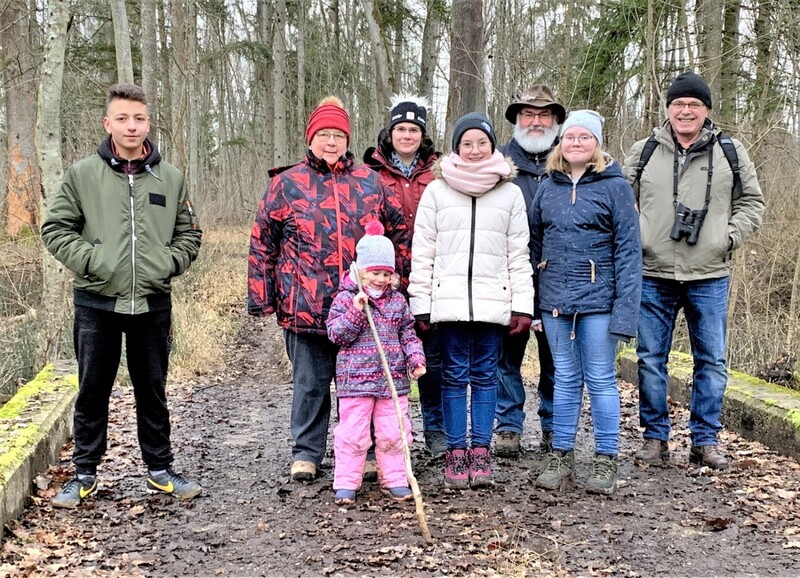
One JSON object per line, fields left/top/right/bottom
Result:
{"left": 1, "top": 0, "right": 799, "bottom": 399}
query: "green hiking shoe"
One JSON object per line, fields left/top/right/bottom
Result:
{"left": 536, "top": 450, "right": 574, "bottom": 491}
{"left": 586, "top": 454, "right": 618, "bottom": 495}
{"left": 146, "top": 468, "right": 202, "bottom": 500}
{"left": 52, "top": 475, "right": 97, "bottom": 509}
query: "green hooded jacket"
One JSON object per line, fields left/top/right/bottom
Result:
{"left": 42, "top": 137, "right": 202, "bottom": 314}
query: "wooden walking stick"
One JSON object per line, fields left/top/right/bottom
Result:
{"left": 350, "top": 263, "right": 433, "bottom": 544}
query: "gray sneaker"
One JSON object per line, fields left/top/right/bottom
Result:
{"left": 146, "top": 468, "right": 202, "bottom": 500}
{"left": 535, "top": 450, "right": 574, "bottom": 491}
{"left": 494, "top": 431, "right": 521, "bottom": 458}
{"left": 424, "top": 430, "right": 447, "bottom": 458}
{"left": 52, "top": 475, "right": 97, "bottom": 509}
{"left": 586, "top": 454, "right": 618, "bottom": 495}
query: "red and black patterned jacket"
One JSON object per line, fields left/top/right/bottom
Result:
{"left": 248, "top": 150, "right": 410, "bottom": 335}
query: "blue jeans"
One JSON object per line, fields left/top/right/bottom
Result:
{"left": 418, "top": 326, "right": 444, "bottom": 433}
{"left": 637, "top": 276, "right": 729, "bottom": 446}
{"left": 438, "top": 322, "right": 504, "bottom": 449}
{"left": 495, "top": 328, "right": 555, "bottom": 434}
{"left": 543, "top": 312, "right": 620, "bottom": 456}
{"left": 284, "top": 330, "right": 337, "bottom": 465}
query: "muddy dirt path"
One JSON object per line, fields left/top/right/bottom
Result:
{"left": 3, "top": 315, "right": 800, "bottom": 577}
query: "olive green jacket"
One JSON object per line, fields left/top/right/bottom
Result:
{"left": 622, "top": 121, "right": 764, "bottom": 281}
{"left": 42, "top": 138, "right": 202, "bottom": 314}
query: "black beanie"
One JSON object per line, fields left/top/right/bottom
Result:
{"left": 452, "top": 112, "right": 496, "bottom": 153}
{"left": 389, "top": 100, "right": 428, "bottom": 132}
{"left": 666, "top": 72, "right": 712, "bottom": 109}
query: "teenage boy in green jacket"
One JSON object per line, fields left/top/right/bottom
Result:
{"left": 42, "top": 83, "right": 203, "bottom": 508}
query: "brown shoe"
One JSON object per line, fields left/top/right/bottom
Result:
{"left": 494, "top": 431, "right": 521, "bottom": 458}
{"left": 634, "top": 438, "right": 670, "bottom": 466}
{"left": 689, "top": 445, "right": 729, "bottom": 470}
{"left": 362, "top": 458, "right": 378, "bottom": 482}
{"left": 291, "top": 460, "right": 317, "bottom": 481}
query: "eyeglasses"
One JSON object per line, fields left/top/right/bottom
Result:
{"left": 459, "top": 139, "right": 492, "bottom": 151}
{"left": 519, "top": 110, "right": 553, "bottom": 121}
{"left": 394, "top": 126, "right": 421, "bottom": 135}
{"left": 561, "top": 134, "right": 595, "bottom": 144}
{"left": 669, "top": 101, "right": 706, "bottom": 111}
{"left": 315, "top": 131, "right": 347, "bottom": 142}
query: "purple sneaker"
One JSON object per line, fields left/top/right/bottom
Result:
{"left": 469, "top": 446, "right": 493, "bottom": 488}
{"left": 444, "top": 448, "right": 469, "bottom": 489}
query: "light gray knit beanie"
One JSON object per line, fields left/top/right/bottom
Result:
{"left": 356, "top": 221, "right": 395, "bottom": 272}
{"left": 560, "top": 109, "right": 605, "bottom": 146}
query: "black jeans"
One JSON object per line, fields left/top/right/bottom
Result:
{"left": 72, "top": 305, "right": 173, "bottom": 474}
{"left": 284, "top": 330, "right": 338, "bottom": 466}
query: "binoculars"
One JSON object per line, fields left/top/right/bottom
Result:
{"left": 669, "top": 202, "right": 708, "bottom": 246}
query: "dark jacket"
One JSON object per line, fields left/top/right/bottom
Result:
{"left": 42, "top": 137, "right": 202, "bottom": 315}
{"left": 248, "top": 150, "right": 411, "bottom": 335}
{"left": 529, "top": 160, "right": 642, "bottom": 339}
{"left": 363, "top": 132, "right": 439, "bottom": 239}
{"left": 326, "top": 273, "right": 425, "bottom": 399}
{"left": 499, "top": 138, "right": 553, "bottom": 210}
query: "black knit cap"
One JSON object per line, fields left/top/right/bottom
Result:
{"left": 389, "top": 101, "right": 428, "bottom": 132}
{"left": 666, "top": 72, "right": 712, "bottom": 109}
{"left": 452, "top": 112, "right": 496, "bottom": 153}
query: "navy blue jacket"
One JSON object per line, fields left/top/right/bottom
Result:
{"left": 529, "top": 160, "right": 642, "bottom": 339}
{"left": 499, "top": 138, "right": 552, "bottom": 210}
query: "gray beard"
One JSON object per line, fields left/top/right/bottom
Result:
{"left": 513, "top": 123, "right": 560, "bottom": 154}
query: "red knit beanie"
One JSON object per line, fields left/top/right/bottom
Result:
{"left": 305, "top": 96, "right": 351, "bottom": 144}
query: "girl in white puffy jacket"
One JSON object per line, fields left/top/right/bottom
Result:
{"left": 408, "top": 112, "right": 534, "bottom": 490}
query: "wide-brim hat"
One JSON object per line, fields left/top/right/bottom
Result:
{"left": 504, "top": 85, "right": 566, "bottom": 124}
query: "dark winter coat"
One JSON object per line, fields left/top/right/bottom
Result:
{"left": 42, "top": 136, "right": 202, "bottom": 315}
{"left": 529, "top": 160, "right": 642, "bottom": 339}
{"left": 499, "top": 138, "right": 553, "bottom": 210}
{"left": 363, "top": 133, "right": 439, "bottom": 240}
{"left": 326, "top": 273, "right": 425, "bottom": 399}
{"left": 248, "top": 150, "right": 411, "bottom": 335}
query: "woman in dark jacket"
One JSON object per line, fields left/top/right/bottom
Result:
{"left": 364, "top": 95, "right": 446, "bottom": 459}
{"left": 530, "top": 110, "right": 641, "bottom": 496}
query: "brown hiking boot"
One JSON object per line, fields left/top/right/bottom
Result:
{"left": 689, "top": 445, "right": 729, "bottom": 470}
{"left": 494, "top": 431, "right": 521, "bottom": 458}
{"left": 634, "top": 439, "right": 670, "bottom": 466}
{"left": 291, "top": 460, "right": 317, "bottom": 481}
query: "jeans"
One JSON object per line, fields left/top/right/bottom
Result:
{"left": 333, "top": 396, "right": 412, "bottom": 490}
{"left": 535, "top": 328, "right": 555, "bottom": 433}
{"left": 543, "top": 312, "right": 620, "bottom": 456}
{"left": 72, "top": 305, "right": 173, "bottom": 473}
{"left": 494, "top": 331, "right": 529, "bottom": 434}
{"left": 284, "top": 330, "right": 338, "bottom": 465}
{"left": 637, "top": 276, "right": 729, "bottom": 446}
{"left": 418, "top": 326, "right": 444, "bottom": 433}
{"left": 438, "top": 322, "right": 504, "bottom": 449}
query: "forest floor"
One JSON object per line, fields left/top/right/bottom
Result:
{"left": 2, "top": 314, "right": 800, "bottom": 577}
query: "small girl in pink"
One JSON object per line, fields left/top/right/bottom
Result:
{"left": 326, "top": 221, "right": 426, "bottom": 505}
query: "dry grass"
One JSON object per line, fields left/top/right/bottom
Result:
{"left": 168, "top": 227, "right": 249, "bottom": 379}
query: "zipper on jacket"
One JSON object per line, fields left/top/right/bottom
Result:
{"left": 571, "top": 183, "right": 577, "bottom": 205}
{"left": 128, "top": 173, "right": 137, "bottom": 315}
{"left": 332, "top": 174, "right": 344, "bottom": 281}
{"left": 468, "top": 197, "right": 477, "bottom": 321}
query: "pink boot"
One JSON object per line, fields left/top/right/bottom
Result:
{"left": 469, "top": 446, "right": 493, "bottom": 488}
{"left": 444, "top": 449, "right": 469, "bottom": 489}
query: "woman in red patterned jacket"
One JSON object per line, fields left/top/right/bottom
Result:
{"left": 363, "top": 95, "right": 446, "bottom": 459}
{"left": 248, "top": 96, "right": 410, "bottom": 482}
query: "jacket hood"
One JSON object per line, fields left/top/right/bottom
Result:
{"left": 431, "top": 155, "right": 519, "bottom": 183}
{"left": 549, "top": 155, "right": 624, "bottom": 185}
{"left": 97, "top": 136, "right": 161, "bottom": 174}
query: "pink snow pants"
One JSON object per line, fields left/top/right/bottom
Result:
{"left": 333, "top": 396, "right": 412, "bottom": 491}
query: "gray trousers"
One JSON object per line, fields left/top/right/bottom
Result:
{"left": 284, "top": 330, "right": 338, "bottom": 465}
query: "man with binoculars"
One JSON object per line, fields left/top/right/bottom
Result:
{"left": 623, "top": 72, "right": 765, "bottom": 470}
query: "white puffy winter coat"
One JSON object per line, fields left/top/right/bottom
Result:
{"left": 408, "top": 162, "right": 534, "bottom": 325}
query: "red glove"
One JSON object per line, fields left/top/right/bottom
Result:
{"left": 509, "top": 315, "right": 532, "bottom": 335}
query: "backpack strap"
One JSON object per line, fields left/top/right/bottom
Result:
{"left": 716, "top": 133, "right": 743, "bottom": 200}
{"left": 632, "top": 135, "right": 659, "bottom": 201}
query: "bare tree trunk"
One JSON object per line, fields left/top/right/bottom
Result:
{"left": 110, "top": 0, "right": 134, "bottom": 83}
{"left": 1, "top": 0, "right": 40, "bottom": 238}
{"left": 140, "top": 0, "right": 158, "bottom": 134}
{"left": 719, "top": 0, "right": 740, "bottom": 127}
{"left": 273, "top": 0, "right": 288, "bottom": 166}
{"left": 361, "top": 0, "right": 393, "bottom": 111}
{"left": 419, "top": 0, "right": 442, "bottom": 130}
{"left": 295, "top": 0, "right": 306, "bottom": 161}
{"left": 187, "top": 0, "right": 198, "bottom": 202}
{"left": 36, "top": 0, "right": 71, "bottom": 363}
{"left": 256, "top": 0, "right": 275, "bottom": 165}
{"left": 157, "top": 0, "right": 172, "bottom": 158}
{"left": 696, "top": 0, "right": 722, "bottom": 112}
{"left": 171, "top": 0, "right": 187, "bottom": 169}
{"left": 446, "top": 0, "right": 485, "bottom": 147}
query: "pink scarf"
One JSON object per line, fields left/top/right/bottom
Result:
{"left": 439, "top": 150, "right": 511, "bottom": 196}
